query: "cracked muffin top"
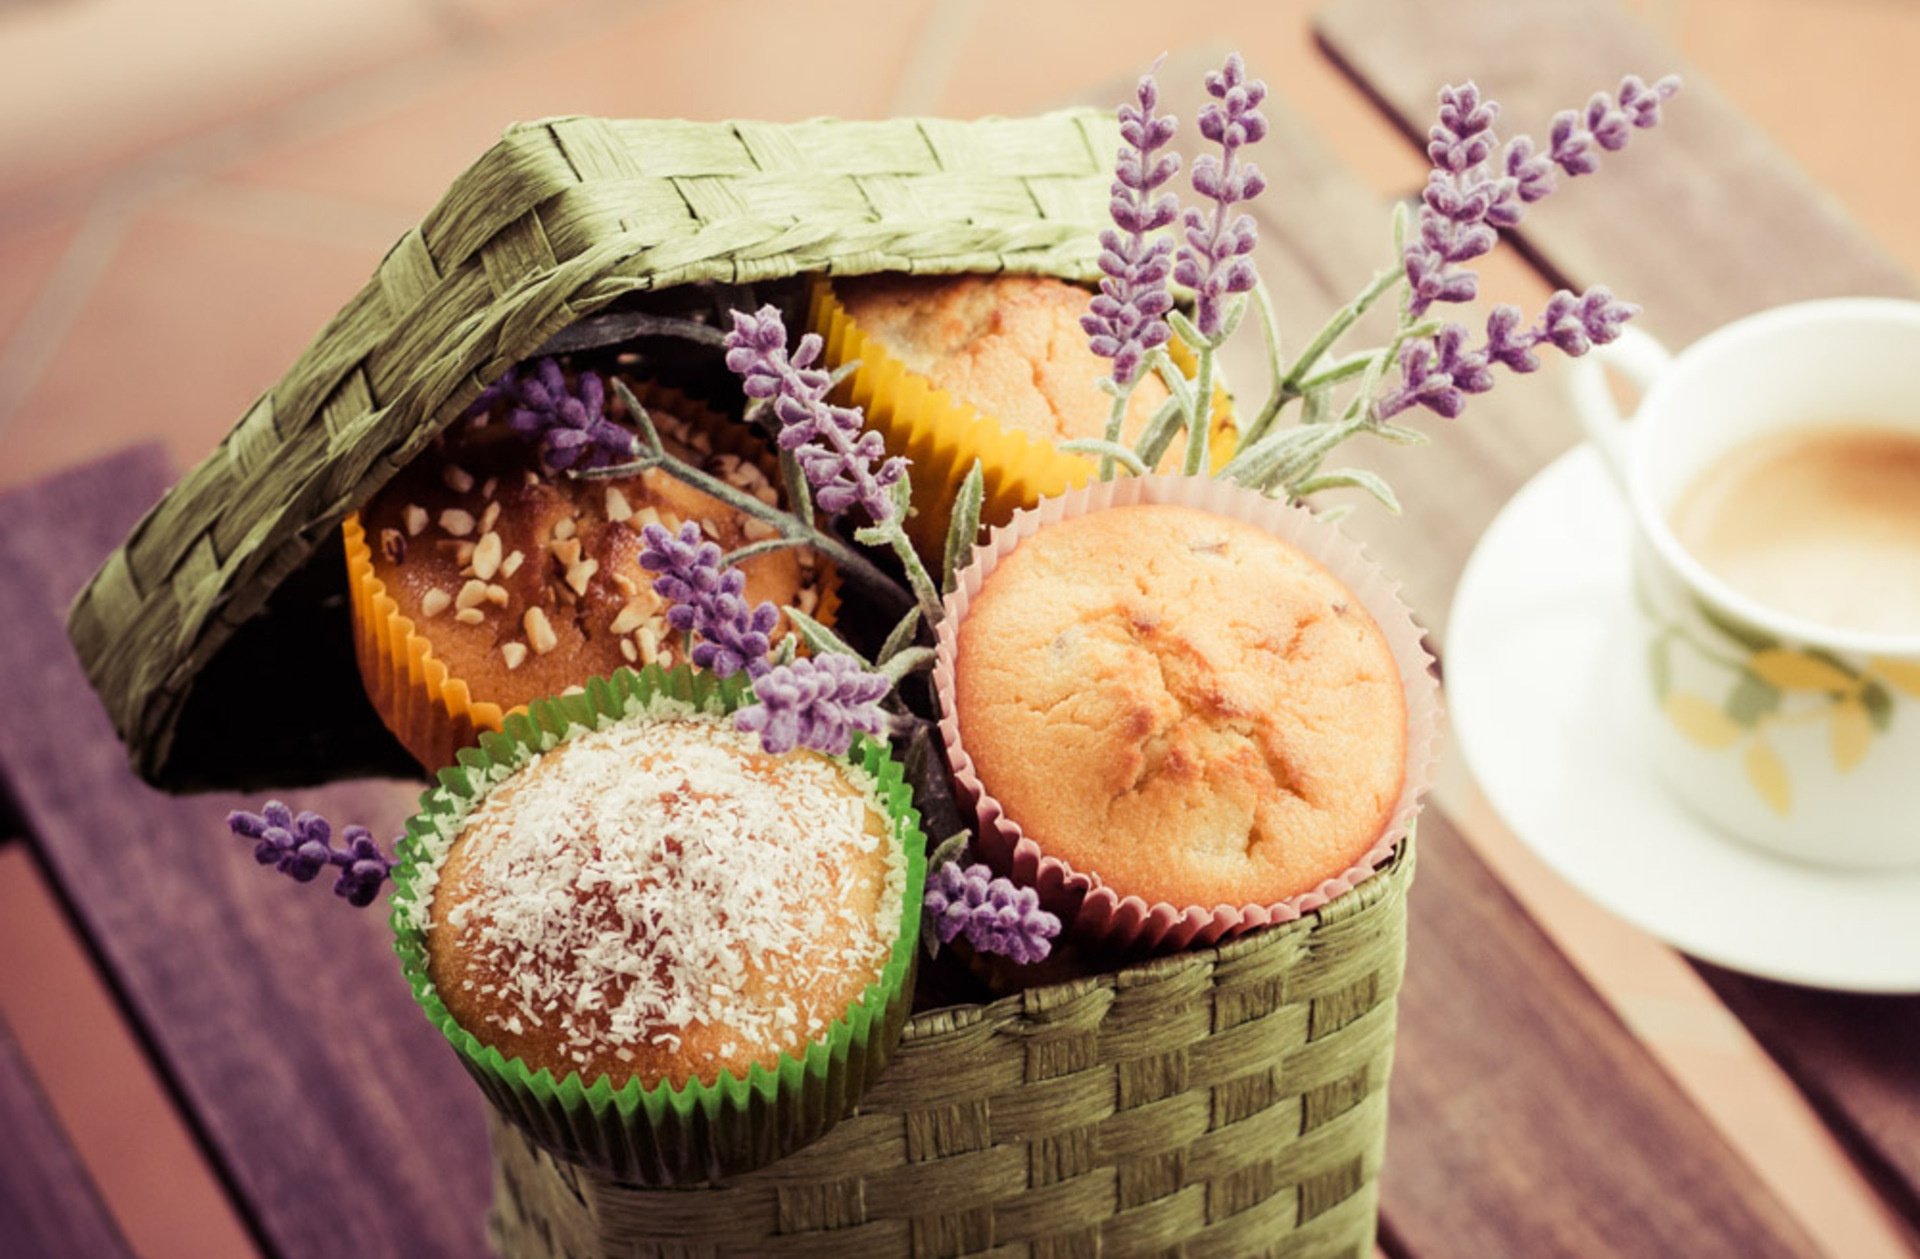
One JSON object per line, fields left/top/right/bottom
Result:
{"left": 835, "top": 273, "right": 1182, "bottom": 465}
{"left": 952, "top": 503, "right": 1406, "bottom": 907}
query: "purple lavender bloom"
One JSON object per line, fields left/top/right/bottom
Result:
{"left": 1173, "top": 54, "right": 1267, "bottom": 339}
{"left": 469, "top": 358, "right": 635, "bottom": 473}
{"left": 637, "top": 521, "right": 779, "bottom": 679}
{"left": 734, "top": 653, "right": 890, "bottom": 757}
{"left": 1403, "top": 75, "right": 1679, "bottom": 317}
{"left": 922, "top": 862, "right": 1061, "bottom": 965}
{"left": 724, "top": 307, "right": 906, "bottom": 523}
{"left": 1379, "top": 285, "right": 1639, "bottom": 421}
{"left": 227, "top": 803, "right": 394, "bottom": 908}
{"left": 1082, "top": 62, "right": 1180, "bottom": 386}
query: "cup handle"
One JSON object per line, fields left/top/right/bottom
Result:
{"left": 1567, "top": 326, "right": 1674, "bottom": 490}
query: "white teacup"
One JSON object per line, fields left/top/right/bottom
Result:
{"left": 1568, "top": 299, "right": 1920, "bottom": 869}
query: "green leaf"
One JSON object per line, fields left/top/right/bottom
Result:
{"left": 942, "top": 461, "right": 984, "bottom": 595}
{"left": 1215, "top": 294, "right": 1250, "bottom": 343}
{"left": 1863, "top": 680, "right": 1894, "bottom": 732}
{"left": 1725, "top": 670, "right": 1782, "bottom": 727}
{"left": 878, "top": 606, "right": 923, "bottom": 664}
{"left": 1151, "top": 351, "right": 1196, "bottom": 418}
{"left": 1132, "top": 394, "right": 1188, "bottom": 469}
{"left": 1168, "top": 307, "right": 1204, "bottom": 349}
{"left": 876, "top": 646, "right": 935, "bottom": 683}
{"left": 1693, "top": 593, "right": 1779, "bottom": 653}
{"left": 1650, "top": 634, "right": 1673, "bottom": 700}
{"left": 1371, "top": 422, "right": 1431, "bottom": 446}
{"left": 1290, "top": 467, "right": 1402, "bottom": 515}
{"left": 1057, "top": 438, "right": 1149, "bottom": 476}
{"left": 1391, "top": 199, "right": 1411, "bottom": 254}
{"left": 784, "top": 607, "right": 869, "bottom": 664}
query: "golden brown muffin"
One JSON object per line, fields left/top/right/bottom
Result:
{"left": 953, "top": 504, "right": 1406, "bottom": 907}
{"left": 358, "top": 391, "right": 824, "bottom": 712}
{"left": 836, "top": 274, "right": 1180, "bottom": 463}
{"left": 423, "top": 716, "right": 904, "bottom": 1088}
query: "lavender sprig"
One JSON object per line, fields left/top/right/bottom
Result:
{"left": 227, "top": 802, "right": 393, "bottom": 908}
{"left": 1083, "top": 62, "right": 1182, "bottom": 481}
{"left": 469, "top": 358, "right": 637, "bottom": 472}
{"left": 638, "top": 522, "right": 780, "bottom": 679}
{"left": 734, "top": 654, "right": 890, "bottom": 756}
{"left": 923, "top": 862, "right": 1061, "bottom": 965}
{"left": 724, "top": 306, "right": 944, "bottom": 626}
{"left": 1377, "top": 286, "right": 1639, "bottom": 420}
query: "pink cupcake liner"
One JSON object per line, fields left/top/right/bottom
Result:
{"left": 932, "top": 474, "right": 1443, "bottom": 953}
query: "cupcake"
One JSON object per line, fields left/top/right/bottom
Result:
{"left": 936, "top": 478, "right": 1438, "bottom": 952}
{"left": 813, "top": 274, "right": 1234, "bottom": 555}
{"left": 346, "top": 377, "right": 833, "bottom": 770}
{"left": 392, "top": 667, "right": 925, "bottom": 1182}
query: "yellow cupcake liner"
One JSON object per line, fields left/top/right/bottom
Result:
{"left": 810, "top": 276, "right": 1237, "bottom": 560}
{"left": 345, "top": 381, "right": 841, "bottom": 773}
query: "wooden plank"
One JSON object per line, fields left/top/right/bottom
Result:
{"left": 0, "top": 1015, "right": 133, "bottom": 1259}
{"left": 0, "top": 447, "right": 489, "bottom": 1259}
{"left": 1315, "top": 0, "right": 1920, "bottom": 1231}
{"left": 1313, "top": 0, "right": 1918, "bottom": 350}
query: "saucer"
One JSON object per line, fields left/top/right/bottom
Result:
{"left": 1447, "top": 444, "right": 1920, "bottom": 993}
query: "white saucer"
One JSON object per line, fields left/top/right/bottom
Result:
{"left": 1447, "top": 444, "right": 1920, "bottom": 993}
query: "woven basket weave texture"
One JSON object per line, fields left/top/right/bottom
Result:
{"left": 485, "top": 839, "right": 1412, "bottom": 1259}
{"left": 67, "top": 109, "right": 1117, "bottom": 789}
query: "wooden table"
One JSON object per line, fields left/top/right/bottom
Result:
{"left": 2, "top": 2, "right": 1915, "bottom": 1256}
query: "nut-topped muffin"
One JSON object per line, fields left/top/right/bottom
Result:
{"left": 349, "top": 377, "right": 830, "bottom": 768}
{"left": 421, "top": 713, "right": 906, "bottom": 1088}
{"left": 952, "top": 502, "right": 1407, "bottom": 908}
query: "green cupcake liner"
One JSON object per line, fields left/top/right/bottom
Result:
{"left": 389, "top": 664, "right": 927, "bottom": 1185}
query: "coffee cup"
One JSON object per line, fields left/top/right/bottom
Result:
{"left": 1568, "top": 299, "right": 1920, "bottom": 869}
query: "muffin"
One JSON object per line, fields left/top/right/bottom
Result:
{"left": 347, "top": 378, "right": 832, "bottom": 769}
{"left": 951, "top": 502, "right": 1407, "bottom": 911}
{"left": 422, "top": 714, "right": 904, "bottom": 1088}
{"left": 836, "top": 274, "right": 1175, "bottom": 457}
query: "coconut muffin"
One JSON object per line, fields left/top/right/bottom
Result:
{"left": 835, "top": 273, "right": 1179, "bottom": 462}
{"left": 953, "top": 503, "right": 1406, "bottom": 908}
{"left": 422, "top": 714, "right": 905, "bottom": 1088}
{"left": 355, "top": 384, "right": 826, "bottom": 740}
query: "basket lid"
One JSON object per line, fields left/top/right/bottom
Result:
{"left": 68, "top": 109, "right": 1119, "bottom": 791}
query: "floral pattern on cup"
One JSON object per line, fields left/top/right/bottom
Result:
{"left": 1644, "top": 588, "right": 1920, "bottom": 815}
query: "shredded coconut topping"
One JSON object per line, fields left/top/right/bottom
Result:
{"left": 425, "top": 715, "right": 903, "bottom": 1071}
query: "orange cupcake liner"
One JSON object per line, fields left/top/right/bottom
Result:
{"left": 809, "top": 277, "right": 1237, "bottom": 561}
{"left": 345, "top": 381, "right": 841, "bottom": 773}
{"left": 932, "top": 474, "right": 1443, "bottom": 954}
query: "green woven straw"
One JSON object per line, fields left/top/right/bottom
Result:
{"left": 389, "top": 664, "right": 928, "bottom": 1185}
{"left": 66, "top": 109, "right": 1120, "bottom": 791}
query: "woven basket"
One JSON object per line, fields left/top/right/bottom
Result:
{"left": 65, "top": 110, "right": 1416, "bottom": 1256}
{"left": 485, "top": 837, "right": 1410, "bottom": 1259}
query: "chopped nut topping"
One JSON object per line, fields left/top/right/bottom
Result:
{"left": 743, "top": 518, "right": 778, "bottom": 542}
{"left": 481, "top": 476, "right": 498, "bottom": 499}
{"left": 472, "top": 531, "right": 503, "bottom": 580}
{"left": 523, "top": 469, "right": 540, "bottom": 487}
{"left": 485, "top": 583, "right": 510, "bottom": 606}
{"left": 612, "top": 572, "right": 638, "bottom": 597}
{"left": 753, "top": 485, "right": 780, "bottom": 506}
{"left": 560, "top": 685, "right": 585, "bottom": 697}
{"left": 524, "top": 607, "right": 559, "bottom": 655}
{"left": 798, "top": 587, "right": 819, "bottom": 616}
{"left": 455, "top": 580, "right": 491, "bottom": 612}
{"left": 455, "top": 541, "right": 476, "bottom": 567}
{"left": 454, "top": 607, "right": 486, "bottom": 626}
{"left": 379, "top": 528, "right": 407, "bottom": 564}
{"left": 551, "top": 537, "right": 582, "bottom": 568}
{"left": 501, "top": 549, "right": 525, "bottom": 578}
{"left": 420, "top": 589, "right": 452, "bottom": 618}
{"left": 480, "top": 501, "right": 502, "bottom": 534}
{"left": 565, "top": 558, "right": 599, "bottom": 597}
{"left": 403, "top": 505, "right": 429, "bottom": 536}
{"left": 638, "top": 626, "right": 662, "bottom": 664}
{"left": 553, "top": 517, "right": 577, "bottom": 542}
{"left": 442, "top": 465, "right": 475, "bottom": 494}
{"left": 619, "top": 638, "right": 638, "bottom": 663}
{"left": 439, "top": 508, "right": 475, "bottom": 537}
{"left": 699, "top": 518, "right": 721, "bottom": 540}
{"left": 609, "top": 600, "right": 650, "bottom": 636}
{"left": 605, "top": 486, "right": 633, "bottom": 522}
{"left": 501, "top": 641, "right": 528, "bottom": 671}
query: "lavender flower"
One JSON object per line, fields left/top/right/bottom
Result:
{"left": 1173, "top": 54, "right": 1267, "bottom": 339}
{"left": 1378, "top": 286, "right": 1639, "bottom": 420}
{"left": 724, "top": 307, "right": 906, "bottom": 522}
{"left": 227, "top": 802, "right": 394, "bottom": 908}
{"left": 467, "top": 358, "right": 636, "bottom": 472}
{"left": 734, "top": 653, "right": 889, "bottom": 757}
{"left": 922, "top": 863, "right": 1061, "bottom": 965}
{"left": 1082, "top": 63, "right": 1180, "bottom": 386}
{"left": 638, "top": 521, "right": 779, "bottom": 679}
{"left": 1403, "top": 75, "right": 1679, "bottom": 318}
